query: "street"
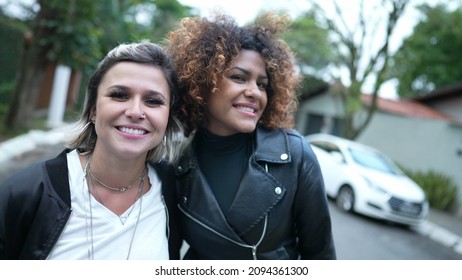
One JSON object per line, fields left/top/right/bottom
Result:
{"left": 329, "top": 199, "right": 461, "bottom": 259}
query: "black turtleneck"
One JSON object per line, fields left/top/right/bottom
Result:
{"left": 196, "top": 129, "right": 252, "bottom": 212}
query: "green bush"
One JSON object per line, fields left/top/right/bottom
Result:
{"left": 401, "top": 167, "right": 458, "bottom": 212}
{"left": 0, "top": 80, "right": 15, "bottom": 104}
{"left": 0, "top": 23, "right": 22, "bottom": 85}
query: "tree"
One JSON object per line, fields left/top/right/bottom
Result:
{"left": 283, "top": 11, "right": 332, "bottom": 101}
{"left": 302, "top": 0, "right": 409, "bottom": 140}
{"left": 150, "top": 0, "right": 196, "bottom": 41}
{"left": 5, "top": 0, "right": 102, "bottom": 131}
{"left": 284, "top": 11, "right": 333, "bottom": 73}
{"left": 391, "top": 4, "right": 462, "bottom": 98}
{"left": 3, "top": 0, "right": 192, "bottom": 131}
{"left": 95, "top": 0, "right": 192, "bottom": 52}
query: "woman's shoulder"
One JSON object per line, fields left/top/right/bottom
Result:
{"left": 0, "top": 149, "right": 70, "bottom": 196}
{"left": 259, "top": 127, "right": 306, "bottom": 148}
{"left": 1, "top": 161, "right": 44, "bottom": 185}
{"left": 275, "top": 128, "right": 317, "bottom": 160}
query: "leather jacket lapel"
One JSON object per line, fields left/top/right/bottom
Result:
{"left": 226, "top": 157, "right": 286, "bottom": 235}
{"left": 177, "top": 144, "right": 247, "bottom": 242}
{"left": 177, "top": 128, "right": 292, "bottom": 243}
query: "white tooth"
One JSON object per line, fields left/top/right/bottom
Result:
{"left": 121, "top": 127, "right": 144, "bottom": 135}
{"left": 237, "top": 106, "right": 255, "bottom": 113}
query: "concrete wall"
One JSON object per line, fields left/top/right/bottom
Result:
{"left": 357, "top": 113, "right": 462, "bottom": 216}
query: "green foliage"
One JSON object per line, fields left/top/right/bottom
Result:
{"left": 401, "top": 167, "right": 459, "bottom": 212}
{"left": 0, "top": 23, "right": 22, "bottom": 84}
{"left": 391, "top": 4, "right": 462, "bottom": 97}
{"left": 0, "top": 81, "right": 15, "bottom": 138}
{"left": 0, "top": 81, "right": 15, "bottom": 104}
{"left": 0, "top": 0, "right": 193, "bottom": 133}
{"left": 283, "top": 11, "right": 333, "bottom": 77}
{"left": 150, "top": 0, "right": 195, "bottom": 40}
{"left": 36, "top": 0, "right": 103, "bottom": 73}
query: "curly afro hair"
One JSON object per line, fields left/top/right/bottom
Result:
{"left": 165, "top": 11, "right": 301, "bottom": 137}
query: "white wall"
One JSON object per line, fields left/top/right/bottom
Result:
{"left": 426, "top": 97, "right": 462, "bottom": 121}
{"left": 357, "top": 113, "right": 462, "bottom": 215}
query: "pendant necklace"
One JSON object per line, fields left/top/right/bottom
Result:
{"left": 83, "top": 155, "right": 146, "bottom": 260}
{"left": 87, "top": 158, "right": 146, "bottom": 192}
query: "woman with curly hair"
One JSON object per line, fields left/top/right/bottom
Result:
{"left": 166, "top": 12, "right": 336, "bottom": 260}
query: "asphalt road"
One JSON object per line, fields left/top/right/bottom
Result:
{"left": 328, "top": 199, "right": 461, "bottom": 259}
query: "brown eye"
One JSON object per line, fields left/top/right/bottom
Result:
{"left": 109, "top": 91, "right": 128, "bottom": 101}
{"left": 145, "top": 97, "right": 166, "bottom": 107}
{"left": 230, "top": 75, "right": 246, "bottom": 83}
{"left": 257, "top": 82, "right": 268, "bottom": 91}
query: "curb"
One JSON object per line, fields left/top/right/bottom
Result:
{"left": 0, "top": 123, "right": 74, "bottom": 165}
{"left": 413, "top": 220, "right": 462, "bottom": 256}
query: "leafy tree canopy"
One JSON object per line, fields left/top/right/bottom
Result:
{"left": 0, "top": 0, "right": 192, "bottom": 131}
{"left": 284, "top": 10, "right": 333, "bottom": 74}
{"left": 283, "top": 11, "right": 333, "bottom": 101}
{"left": 391, "top": 3, "right": 462, "bottom": 98}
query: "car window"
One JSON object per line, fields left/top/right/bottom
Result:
{"left": 348, "top": 146, "right": 402, "bottom": 175}
{"left": 310, "top": 141, "right": 340, "bottom": 153}
{"left": 310, "top": 140, "right": 345, "bottom": 162}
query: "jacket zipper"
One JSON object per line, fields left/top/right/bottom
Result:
{"left": 179, "top": 205, "right": 268, "bottom": 260}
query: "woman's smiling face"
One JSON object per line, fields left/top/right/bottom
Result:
{"left": 205, "top": 50, "right": 268, "bottom": 136}
{"left": 92, "top": 61, "right": 170, "bottom": 160}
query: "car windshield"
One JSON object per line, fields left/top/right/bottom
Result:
{"left": 348, "top": 146, "right": 402, "bottom": 175}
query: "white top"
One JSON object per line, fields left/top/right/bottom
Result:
{"left": 47, "top": 150, "right": 169, "bottom": 260}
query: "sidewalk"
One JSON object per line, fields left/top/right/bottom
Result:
{"left": 0, "top": 122, "right": 75, "bottom": 164}
{"left": 414, "top": 208, "right": 462, "bottom": 256}
{"left": 0, "top": 123, "right": 461, "bottom": 258}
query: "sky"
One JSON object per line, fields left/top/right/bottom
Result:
{"left": 179, "top": 0, "right": 309, "bottom": 24}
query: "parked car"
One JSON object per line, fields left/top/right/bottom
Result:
{"left": 306, "top": 133, "right": 428, "bottom": 226}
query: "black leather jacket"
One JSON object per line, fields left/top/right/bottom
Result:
{"left": 0, "top": 149, "right": 181, "bottom": 260}
{"left": 175, "top": 127, "right": 336, "bottom": 259}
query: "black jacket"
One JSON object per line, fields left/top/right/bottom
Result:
{"left": 0, "top": 149, "right": 181, "bottom": 260}
{"left": 175, "top": 127, "right": 336, "bottom": 259}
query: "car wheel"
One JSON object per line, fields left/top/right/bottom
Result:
{"left": 336, "top": 186, "right": 354, "bottom": 212}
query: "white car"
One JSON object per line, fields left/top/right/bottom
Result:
{"left": 306, "top": 133, "right": 428, "bottom": 226}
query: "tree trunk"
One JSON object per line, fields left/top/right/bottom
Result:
{"left": 5, "top": 1, "right": 55, "bottom": 131}
{"left": 5, "top": 45, "right": 48, "bottom": 130}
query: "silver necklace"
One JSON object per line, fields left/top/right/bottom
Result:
{"left": 89, "top": 170, "right": 144, "bottom": 225}
{"left": 87, "top": 155, "right": 146, "bottom": 192}
{"left": 83, "top": 155, "right": 146, "bottom": 260}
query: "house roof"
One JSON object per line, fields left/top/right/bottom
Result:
{"left": 412, "top": 82, "right": 462, "bottom": 102}
{"left": 361, "top": 94, "right": 454, "bottom": 121}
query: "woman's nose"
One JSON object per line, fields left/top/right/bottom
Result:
{"left": 244, "top": 82, "right": 261, "bottom": 98}
{"left": 125, "top": 100, "right": 145, "bottom": 119}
